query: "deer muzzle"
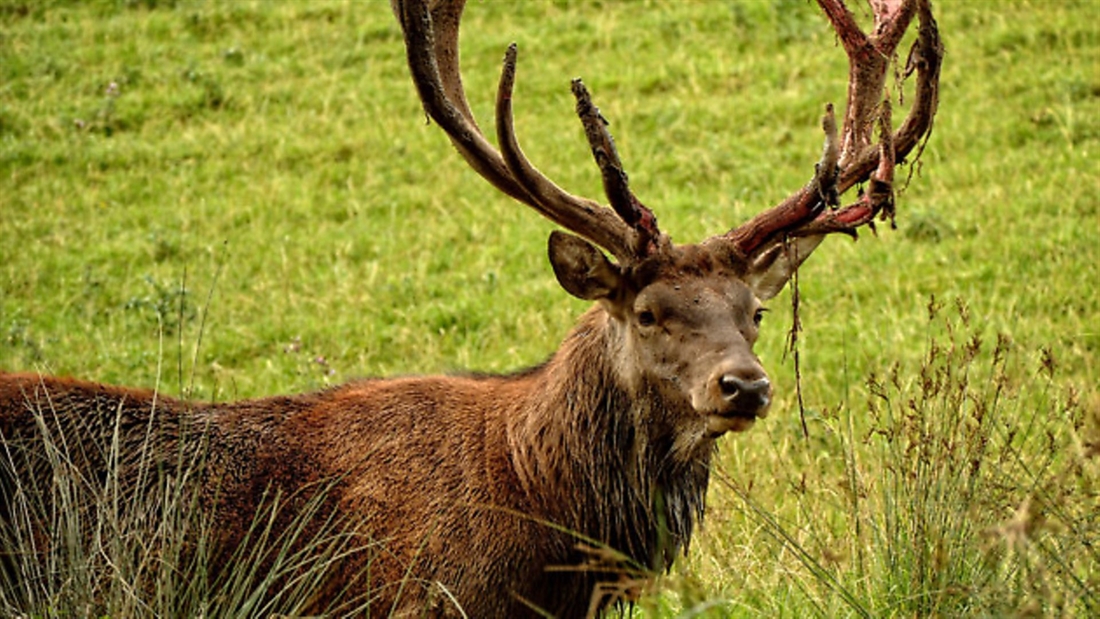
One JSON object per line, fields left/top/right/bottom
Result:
{"left": 718, "top": 374, "right": 771, "bottom": 416}
{"left": 694, "top": 365, "right": 773, "bottom": 436}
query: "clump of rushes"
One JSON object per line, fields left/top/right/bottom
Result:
{"left": 0, "top": 399, "right": 369, "bottom": 617}
{"left": 726, "top": 296, "right": 1098, "bottom": 618}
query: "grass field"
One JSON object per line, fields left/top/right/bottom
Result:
{"left": 1, "top": 0, "right": 1097, "bottom": 616}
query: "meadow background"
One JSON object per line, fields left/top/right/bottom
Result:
{"left": 1, "top": 0, "right": 1096, "bottom": 616}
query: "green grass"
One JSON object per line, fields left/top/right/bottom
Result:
{"left": 1, "top": 0, "right": 1097, "bottom": 616}
{"left": 0, "top": 408, "right": 362, "bottom": 616}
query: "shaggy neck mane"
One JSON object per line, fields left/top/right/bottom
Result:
{"left": 506, "top": 306, "right": 713, "bottom": 571}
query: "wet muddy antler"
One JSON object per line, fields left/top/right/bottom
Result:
{"left": 392, "top": 0, "right": 664, "bottom": 262}
{"left": 393, "top": 0, "right": 942, "bottom": 269}
{"left": 725, "top": 0, "right": 943, "bottom": 258}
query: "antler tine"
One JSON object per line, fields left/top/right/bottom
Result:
{"left": 833, "top": 0, "right": 942, "bottom": 194}
{"left": 394, "top": 0, "right": 662, "bottom": 262}
{"left": 726, "top": 0, "right": 942, "bottom": 257}
{"left": 393, "top": 0, "right": 528, "bottom": 205}
{"left": 571, "top": 79, "right": 663, "bottom": 256}
{"left": 495, "top": 44, "right": 657, "bottom": 260}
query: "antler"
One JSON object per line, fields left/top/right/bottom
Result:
{"left": 726, "top": 0, "right": 943, "bottom": 257}
{"left": 392, "top": 0, "right": 664, "bottom": 262}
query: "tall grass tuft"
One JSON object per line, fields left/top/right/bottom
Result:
{"left": 0, "top": 392, "right": 368, "bottom": 617}
{"left": 721, "top": 297, "right": 1098, "bottom": 617}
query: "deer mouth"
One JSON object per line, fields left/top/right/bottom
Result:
{"left": 705, "top": 410, "right": 758, "bottom": 436}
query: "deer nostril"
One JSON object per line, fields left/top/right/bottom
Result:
{"left": 718, "top": 375, "right": 770, "bottom": 406}
{"left": 718, "top": 374, "right": 743, "bottom": 398}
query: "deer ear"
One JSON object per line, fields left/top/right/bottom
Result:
{"left": 743, "top": 235, "right": 825, "bottom": 301}
{"left": 548, "top": 231, "right": 623, "bottom": 301}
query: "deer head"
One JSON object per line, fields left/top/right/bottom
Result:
{"left": 392, "top": 0, "right": 942, "bottom": 437}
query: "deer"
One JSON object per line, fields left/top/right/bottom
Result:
{"left": 0, "top": 0, "right": 941, "bottom": 616}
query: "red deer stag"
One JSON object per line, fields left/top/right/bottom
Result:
{"left": 0, "top": 0, "right": 941, "bottom": 616}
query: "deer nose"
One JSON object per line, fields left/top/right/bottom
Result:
{"left": 718, "top": 374, "right": 771, "bottom": 413}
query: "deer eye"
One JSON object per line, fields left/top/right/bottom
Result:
{"left": 753, "top": 308, "right": 768, "bottom": 327}
{"left": 637, "top": 310, "right": 657, "bottom": 327}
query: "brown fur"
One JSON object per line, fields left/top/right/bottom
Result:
{"left": 0, "top": 242, "right": 781, "bottom": 617}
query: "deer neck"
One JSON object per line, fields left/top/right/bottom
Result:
{"left": 505, "top": 306, "right": 712, "bottom": 569}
